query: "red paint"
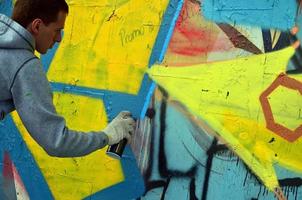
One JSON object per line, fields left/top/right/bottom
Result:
{"left": 3, "top": 152, "right": 14, "bottom": 179}
{"left": 2, "top": 152, "right": 27, "bottom": 192}
{"left": 167, "top": 0, "right": 233, "bottom": 58}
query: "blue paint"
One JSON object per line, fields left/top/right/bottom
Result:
{"left": 159, "top": 0, "right": 184, "bottom": 63}
{"left": 0, "top": 173, "right": 4, "bottom": 200}
{"left": 0, "top": 0, "right": 12, "bottom": 17}
{"left": 0, "top": 116, "right": 53, "bottom": 200}
{"left": 206, "top": 157, "right": 302, "bottom": 199}
{"left": 41, "top": 40, "right": 60, "bottom": 72}
{"left": 202, "top": 0, "right": 298, "bottom": 31}
{"left": 140, "top": 82, "right": 156, "bottom": 119}
{"left": 50, "top": 82, "right": 142, "bottom": 120}
{"left": 295, "top": 12, "right": 302, "bottom": 41}
{"left": 287, "top": 12, "right": 302, "bottom": 72}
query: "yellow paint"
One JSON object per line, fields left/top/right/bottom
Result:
{"left": 34, "top": 51, "right": 40, "bottom": 58}
{"left": 12, "top": 93, "right": 124, "bottom": 200}
{"left": 148, "top": 46, "right": 302, "bottom": 190}
{"left": 47, "top": 0, "right": 169, "bottom": 94}
{"left": 270, "top": 30, "right": 282, "bottom": 49}
{"left": 268, "top": 85, "right": 302, "bottom": 130}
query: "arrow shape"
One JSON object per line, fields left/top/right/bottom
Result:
{"left": 148, "top": 46, "right": 302, "bottom": 192}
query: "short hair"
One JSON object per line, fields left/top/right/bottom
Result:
{"left": 12, "top": 0, "right": 69, "bottom": 28}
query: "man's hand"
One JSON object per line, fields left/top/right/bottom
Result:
{"left": 103, "top": 111, "right": 135, "bottom": 145}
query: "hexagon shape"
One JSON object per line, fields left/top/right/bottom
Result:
{"left": 259, "top": 73, "right": 302, "bottom": 142}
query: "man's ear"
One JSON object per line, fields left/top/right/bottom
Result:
{"left": 28, "top": 19, "right": 43, "bottom": 35}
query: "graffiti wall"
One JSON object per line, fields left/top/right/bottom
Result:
{"left": 145, "top": 0, "right": 302, "bottom": 199}
{"left": 0, "top": 0, "right": 179, "bottom": 199}
{"left": 1, "top": 0, "right": 302, "bottom": 199}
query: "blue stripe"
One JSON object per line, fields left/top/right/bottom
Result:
{"left": 140, "top": 0, "right": 184, "bottom": 119}
{"left": 140, "top": 82, "right": 156, "bottom": 119}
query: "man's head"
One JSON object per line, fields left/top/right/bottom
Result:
{"left": 12, "top": 0, "right": 69, "bottom": 54}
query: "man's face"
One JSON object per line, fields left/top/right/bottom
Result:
{"left": 35, "top": 11, "right": 67, "bottom": 54}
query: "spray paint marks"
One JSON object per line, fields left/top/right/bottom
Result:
{"left": 148, "top": 46, "right": 302, "bottom": 192}
{"left": 163, "top": 0, "right": 264, "bottom": 66}
{"left": 2, "top": 152, "right": 29, "bottom": 200}
{"left": 279, "top": 178, "right": 302, "bottom": 200}
{"left": 170, "top": 0, "right": 218, "bottom": 56}
{"left": 137, "top": 88, "right": 301, "bottom": 200}
{"left": 164, "top": 0, "right": 234, "bottom": 65}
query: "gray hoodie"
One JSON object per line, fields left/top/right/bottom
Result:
{"left": 0, "top": 14, "right": 109, "bottom": 157}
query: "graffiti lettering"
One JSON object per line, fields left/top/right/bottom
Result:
{"left": 119, "top": 26, "right": 145, "bottom": 46}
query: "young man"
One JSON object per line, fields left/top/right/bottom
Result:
{"left": 0, "top": 0, "right": 135, "bottom": 157}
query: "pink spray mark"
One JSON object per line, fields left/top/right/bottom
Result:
{"left": 3, "top": 152, "right": 28, "bottom": 194}
{"left": 164, "top": 0, "right": 238, "bottom": 66}
{"left": 168, "top": 0, "right": 233, "bottom": 57}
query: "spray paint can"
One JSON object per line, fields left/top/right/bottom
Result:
{"left": 106, "top": 138, "right": 128, "bottom": 159}
{"left": 105, "top": 110, "right": 155, "bottom": 159}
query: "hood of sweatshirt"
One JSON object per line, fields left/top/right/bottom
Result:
{"left": 0, "top": 14, "right": 35, "bottom": 52}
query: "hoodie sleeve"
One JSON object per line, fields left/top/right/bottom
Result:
{"left": 10, "top": 57, "right": 109, "bottom": 157}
